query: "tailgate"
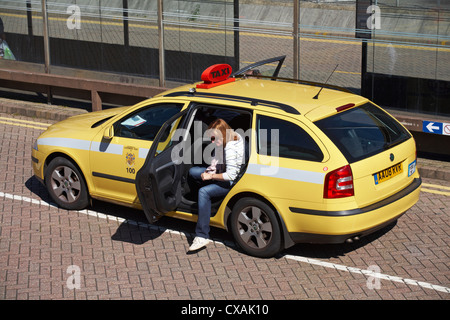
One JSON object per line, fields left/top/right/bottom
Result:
{"left": 351, "top": 138, "right": 417, "bottom": 207}
{"left": 314, "top": 101, "right": 418, "bottom": 207}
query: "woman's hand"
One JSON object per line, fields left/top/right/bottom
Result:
{"left": 201, "top": 172, "right": 213, "bottom": 181}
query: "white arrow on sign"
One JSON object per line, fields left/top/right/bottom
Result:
{"left": 426, "top": 122, "right": 440, "bottom": 133}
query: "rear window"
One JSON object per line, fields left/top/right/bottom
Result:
{"left": 315, "top": 103, "right": 411, "bottom": 163}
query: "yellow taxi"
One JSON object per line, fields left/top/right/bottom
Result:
{"left": 32, "top": 56, "right": 421, "bottom": 257}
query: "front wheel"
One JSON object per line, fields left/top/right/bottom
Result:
{"left": 45, "top": 157, "right": 89, "bottom": 210}
{"left": 230, "top": 198, "right": 282, "bottom": 258}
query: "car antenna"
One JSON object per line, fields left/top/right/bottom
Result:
{"left": 313, "top": 64, "right": 339, "bottom": 99}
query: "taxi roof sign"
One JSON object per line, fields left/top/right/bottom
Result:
{"left": 196, "top": 64, "right": 235, "bottom": 89}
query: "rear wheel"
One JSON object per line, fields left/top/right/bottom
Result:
{"left": 45, "top": 157, "right": 89, "bottom": 210}
{"left": 230, "top": 198, "right": 282, "bottom": 258}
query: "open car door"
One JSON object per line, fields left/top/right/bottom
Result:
{"left": 135, "top": 110, "right": 188, "bottom": 223}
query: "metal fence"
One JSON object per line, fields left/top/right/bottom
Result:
{"left": 0, "top": 0, "right": 449, "bottom": 115}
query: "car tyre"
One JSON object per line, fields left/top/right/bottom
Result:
{"left": 230, "top": 198, "right": 282, "bottom": 258}
{"left": 45, "top": 157, "right": 89, "bottom": 210}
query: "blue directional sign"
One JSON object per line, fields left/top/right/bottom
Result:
{"left": 423, "top": 121, "right": 443, "bottom": 135}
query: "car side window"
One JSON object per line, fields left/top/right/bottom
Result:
{"left": 114, "top": 103, "right": 183, "bottom": 141}
{"left": 257, "top": 115, "right": 324, "bottom": 162}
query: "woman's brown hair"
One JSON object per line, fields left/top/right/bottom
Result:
{"left": 208, "top": 118, "right": 237, "bottom": 146}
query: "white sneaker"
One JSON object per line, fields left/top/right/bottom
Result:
{"left": 189, "top": 236, "right": 209, "bottom": 251}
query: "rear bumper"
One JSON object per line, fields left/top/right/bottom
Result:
{"left": 287, "top": 177, "right": 421, "bottom": 244}
{"left": 289, "top": 211, "right": 403, "bottom": 244}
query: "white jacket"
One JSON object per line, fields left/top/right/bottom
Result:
{"left": 222, "top": 133, "right": 245, "bottom": 181}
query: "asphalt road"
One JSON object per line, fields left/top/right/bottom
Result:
{"left": 0, "top": 112, "right": 449, "bottom": 302}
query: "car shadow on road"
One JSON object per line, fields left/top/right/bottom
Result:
{"left": 25, "top": 176, "right": 147, "bottom": 221}
{"left": 25, "top": 175, "right": 54, "bottom": 204}
{"left": 25, "top": 175, "right": 396, "bottom": 259}
{"left": 25, "top": 176, "right": 164, "bottom": 243}
{"left": 24, "top": 176, "right": 210, "bottom": 248}
{"left": 281, "top": 221, "right": 397, "bottom": 259}
{"left": 111, "top": 220, "right": 166, "bottom": 245}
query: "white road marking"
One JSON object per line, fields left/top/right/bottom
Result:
{"left": 1, "top": 190, "right": 449, "bottom": 295}
{"left": 283, "top": 254, "right": 450, "bottom": 294}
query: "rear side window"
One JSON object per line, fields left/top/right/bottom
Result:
{"left": 315, "top": 103, "right": 411, "bottom": 163}
{"left": 257, "top": 115, "right": 324, "bottom": 162}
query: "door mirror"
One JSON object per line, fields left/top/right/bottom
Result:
{"left": 103, "top": 126, "right": 114, "bottom": 140}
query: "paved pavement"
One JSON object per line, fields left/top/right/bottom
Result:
{"left": 0, "top": 97, "right": 449, "bottom": 303}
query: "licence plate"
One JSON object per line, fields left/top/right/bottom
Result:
{"left": 408, "top": 159, "right": 417, "bottom": 177}
{"left": 374, "top": 163, "right": 403, "bottom": 185}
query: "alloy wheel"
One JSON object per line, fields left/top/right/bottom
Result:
{"left": 236, "top": 205, "right": 273, "bottom": 249}
{"left": 49, "top": 165, "right": 82, "bottom": 204}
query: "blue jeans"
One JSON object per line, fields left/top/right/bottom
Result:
{"left": 188, "top": 166, "right": 231, "bottom": 238}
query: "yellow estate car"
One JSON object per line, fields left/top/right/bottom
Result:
{"left": 32, "top": 57, "right": 421, "bottom": 257}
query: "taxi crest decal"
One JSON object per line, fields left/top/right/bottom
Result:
{"left": 126, "top": 152, "right": 135, "bottom": 167}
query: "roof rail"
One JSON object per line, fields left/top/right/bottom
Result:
{"left": 163, "top": 91, "right": 300, "bottom": 115}
{"left": 235, "top": 74, "right": 354, "bottom": 95}
{"left": 230, "top": 55, "right": 353, "bottom": 95}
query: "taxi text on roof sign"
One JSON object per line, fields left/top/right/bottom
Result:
{"left": 196, "top": 64, "right": 235, "bottom": 89}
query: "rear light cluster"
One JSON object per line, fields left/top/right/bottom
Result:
{"left": 324, "top": 165, "right": 354, "bottom": 198}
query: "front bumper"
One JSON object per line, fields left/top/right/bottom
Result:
{"left": 31, "top": 148, "right": 45, "bottom": 185}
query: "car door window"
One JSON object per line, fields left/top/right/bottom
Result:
{"left": 153, "top": 114, "right": 188, "bottom": 156}
{"left": 114, "top": 103, "right": 183, "bottom": 141}
{"left": 257, "top": 115, "right": 324, "bottom": 162}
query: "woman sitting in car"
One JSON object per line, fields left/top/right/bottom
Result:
{"left": 188, "top": 118, "right": 244, "bottom": 251}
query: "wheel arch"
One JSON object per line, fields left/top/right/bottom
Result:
{"left": 224, "top": 191, "right": 295, "bottom": 250}
{"left": 43, "top": 152, "right": 91, "bottom": 195}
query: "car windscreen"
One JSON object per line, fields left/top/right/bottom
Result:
{"left": 315, "top": 103, "right": 411, "bottom": 163}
